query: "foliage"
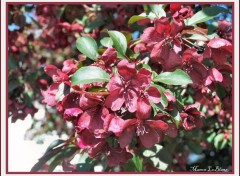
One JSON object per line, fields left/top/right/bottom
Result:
{"left": 8, "top": 3, "right": 232, "bottom": 172}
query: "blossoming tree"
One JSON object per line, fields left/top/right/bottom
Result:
{"left": 8, "top": 3, "right": 232, "bottom": 172}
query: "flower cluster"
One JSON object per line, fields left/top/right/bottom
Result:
{"left": 42, "top": 58, "right": 177, "bottom": 166}
{"left": 38, "top": 3, "right": 232, "bottom": 170}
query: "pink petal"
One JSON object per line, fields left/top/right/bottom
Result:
{"left": 119, "top": 126, "right": 135, "bottom": 148}
{"left": 78, "top": 107, "right": 104, "bottom": 132}
{"left": 122, "top": 119, "right": 138, "bottom": 130}
{"left": 77, "top": 129, "right": 98, "bottom": 149}
{"left": 170, "top": 18, "right": 185, "bottom": 36}
{"left": 183, "top": 118, "right": 195, "bottom": 130}
{"left": 173, "top": 38, "right": 182, "bottom": 54}
{"left": 180, "top": 112, "right": 189, "bottom": 118}
{"left": 185, "top": 104, "right": 199, "bottom": 111}
{"left": 117, "top": 59, "right": 136, "bottom": 81}
{"left": 164, "top": 92, "right": 176, "bottom": 102}
{"left": 147, "top": 86, "right": 161, "bottom": 104}
{"left": 150, "top": 40, "right": 168, "bottom": 64}
{"left": 207, "top": 38, "right": 232, "bottom": 52}
{"left": 44, "top": 65, "right": 69, "bottom": 82}
{"left": 211, "top": 48, "right": 227, "bottom": 65}
{"left": 131, "top": 68, "right": 152, "bottom": 88}
{"left": 190, "top": 109, "right": 206, "bottom": 118}
{"left": 162, "top": 50, "right": 183, "bottom": 71}
{"left": 124, "top": 89, "right": 138, "bottom": 113}
{"left": 71, "top": 23, "right": 83, "bottom": 32}
{"left": 102, "top": 48, "right": 117, "bottom": 66}
{"left": 107, "top": 148, "right": 133, "bottom": 166}
{"left": 56, "top": 69, "right": 69, "bottom": 81}
{"left": 170, "top": 4, "right": 181, "bottom": 13}
{"left": 44, "top": 65, "right": 58, "bottom": 78}
{"left": 154, "top": 17, "right": 171, "bottom": 36}
{"left": 64, "top": 108, "right": 82, "bottom": 116}
{"left": 203, "top": 46, "right": 211, "bottom": 59}
{"left": 88, "top": 141, "right": 107, "bottom": 158}
{"left": 165, "top": 123, "right": 178, "bottom": 138}
{"left": 133, "top": 43, "right": 147, "bottom": 53}
{"left": 102, "top": 114, "right": 113, "bottom": 131}
{"left": 88, "top": 108, "right": 104, "bottom": 132}
{"left": 77, "top": 111, "right": 91, "bottom": 131}
{"left": 62, "top": 59, "right": 78, "bottom": 75}
{"left": 204, "top": 76, "right": 212, "bottom": 86}
{"left": 187, "top": 60, "right": 208, "bottom": 86}
{"left": 146, "top": 120, "right": 169, "bottom": 131}
{"left": 140, "top": 27, "right": 163, "bottom": 48}
{"left": 183, "top": 48, "right": 203, "bottom": 62}
{"left": 218, "top": 20, "right": 231, "bottom": 32}
{"left": 62, "top": 92, "right": 80, "bottom": 109}
{"left": 195, "top": 117, "right": 203, "bottom": 128}
{"left": 177, "top": 6, "right": 193, "bottom": 20}
{"left": 105, "top": 89, "right": 125, "bottom": 111}
{"left": 136, "top": 98, "right": 152, "bottom": 120}
{"left": 139, "top": 125, "right": 161, "bottom": 148}
{"left": 108, "top": 116, "right": 124, "bottom": 136}
{"left": 209, "top": 68, "right": 223, "bottom": 82}
{"left": 79, "top": 94, "right": 102, "bottom": 110}
{"left": 41, "top": 83, "right": 59, "bottom": 106}
{"left": 41, "top": 90, "right": 56, "bottom": 106}
{"left": 107, "top": 74, "right": 123, "bottom": 92}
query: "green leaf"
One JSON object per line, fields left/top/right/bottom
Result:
{"left": 169, "top": 108, "right": 181, "bottom": 127}
{"left": 124, "top": 154, "right": 143, "bottom": 172}
{"left": 151, "top": 103, "right": 160, "bottom": 116}
{"left": 128, "top": 14, "right": 149, "bottom": 24}
{"left": 187, "top": 6, "right": 229, "bottom": 26}
{"left": 45, "top": 139, "right": 65, "bottom": 154}
{"left": 216, "top": 83, "right": 227, "bottom": 99}
{"left": 154, "top": 69, "right": 192, "bottom": 85}
{"left": 26, "top": 72, "right": 38, "bottom": 82}
{"left": 207, "top": 132, "right": 216, "bottom": 143}
{"left": 84, "top": 18, "right": 104, "bottom": 33}
{"left": 214, "top": 133, "right": 225, "bottom": 150}
{"left": 31, "top": 146, "right": 64, "bottom": 171}
{"left": 122, "top": 31, "right": 132, "bottom": 44}
{"left": 143, "top": 150, "right": 157, "bottom": 157}
{"left": 71, "top": 66, "right": 110, "bottom": 85}
{"left": 8, "top": 79, "right": 21, "bottom": 93}
{"left": 228, "top": 134, "right": 232, "bottom": 147}
{"left": 149, "top": 145, "right": 172, "bottom": 171}
{"left": 76, "top": 36, "right": 99, "bottom": 61}
{"left": 132, "top": 154, "right": 143, "bottom": 172}
{"left": 23, "top": 90, "right": 34, "bottom": 107}
{"left": 117, "top": 52, "right": 126, "bottom": 59}
{"left": 188, "top": 34, "right": 209, "bottom": 41}
{"left": 143, "top": 144, "right": 163, "bottom": 157}
{"left": 143, "top": 144, "right": 172, "bottom": 171}
{"left": 88, "top": 86, "right": 107, "bottom": 92}
{"left": 76, "top": 158, "right": 96, "bottom": 171}
{"left": 108, "top": 30, "right": 127, "bottom": 56}
{"left": 129, "top": 39, "right": 142, "bottom": 48}
{"left": 8, "top": 56, "right": 17, "bottom": 69}
{"left": 100, "top": 37, "right": 113, "bottom": 48}
{"left": 149, "top": 4, "right": 166, "bottom": 18}
{"left": 55, "top": 83, "right": 70, "bottom": 102}
{"left": 142, "top": 64, "right": 152, "bottom": 72}
{"left": 48, "top": 146, "right": 78, "bottom": 171}
{"left": 219, "top": 139, "right": 228, "bottom": 150}
{"left": 188, "top": 141, "right": 203, "bottom": 154}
